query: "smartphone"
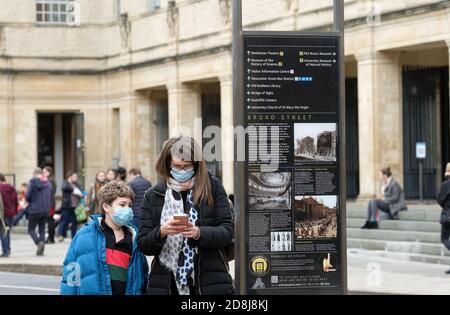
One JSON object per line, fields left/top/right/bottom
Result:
{"left": 173, "top": 214, "right": 189, "bottom": 227}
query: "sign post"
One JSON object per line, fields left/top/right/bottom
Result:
{"left": 416, "top": 142, "right": 426, "bottom": 203}
{"left": 233, "top": 0, "right": 347, "bottom": 295}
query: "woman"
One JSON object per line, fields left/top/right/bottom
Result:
{"left": 106, "top": 169, "right": 117, "bottom": 183}
{"left": 137, "top": 137, "right": 234, "bottom": 295}
{"left": 12, "top": 183, "right": 28, "bottom": 226}
{"left": 362, "top": 167, "right": 407, "bottom": 229}
{"left": 438, "top": 163, "right": 450, "bottom": 274}
{"left": 57, "top": 172, "right": 83, "bottom": 242}
{"left": 85, "top": 170, "right": 106, "bottom": 215}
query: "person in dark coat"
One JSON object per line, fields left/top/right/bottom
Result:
{"left": 137, "top": 137, "right": 234, "bottom": 295}
{"left": 26, "top": 168, "right": 53, "bottom": 256}
{"left": 0, "top": 173, "right": 18, "bottom": 257}
{"left": 116, "top": 167, "right": 127, "bottom": 182}
{"left": 57, "top": 171, "right": 83, "bottom": 242}
{"left": 43, "top": 166, "right": 57, "bottom": 244}
{"left": 128, "top": 168, "right": 152, "bottom": 228}
{"left": 438, "top": 163, "right": 450, "bottom": 274}
{"left": 362, "top": 167, "right": 407, "bottom": 229}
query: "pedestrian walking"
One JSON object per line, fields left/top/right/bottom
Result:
{"left": 137, "top": 137, "right": 234, "bottom": 295}
{"left": 26, "top": 168, "right": 52, "bottom": 256}
{"left": 43, "top": 166, "right": 57, "bottom": 244}
{"left": 57, "top": 171, "right": 83, "bottom": 242}
{"left": 60, "top": 180, "right": 148, "bottom": 295}
{"left": 0, "top": 173, "right": 18, "bottom": 257}
{"left": 438, "top": 163, "right": 450, "bottom": 274}
{"left": 116, "top": 167, "right": 127, "bottom": 182}
{"left": 85, "top": 170, "right": 106, "bottom": 215}
{"left": 12, "top": 183, "right": 29, "bottom": 226}
{"left": 128, "top": 168, "right": 151, "bottom": 227}
{"left": 106, "top": 169, "right": 117, "bottom": 183}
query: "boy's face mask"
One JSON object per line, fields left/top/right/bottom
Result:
{"left": 109, "top": 206, "right": 134, "bottom": 226}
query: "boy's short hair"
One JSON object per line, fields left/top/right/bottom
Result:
{"left": 128, "top": 168, "right": 142, "bottom": 176}
{"left": 97, "top": 180, "right": 135, "bottom": 208}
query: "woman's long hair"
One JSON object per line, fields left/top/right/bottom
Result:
{"left": 95, "top": 170, "right": 105, "bottom": 193}
{"left": 155, "top": 136, "right": 213, "bottom": 207}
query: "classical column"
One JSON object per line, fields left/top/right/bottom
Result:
{"left": 220, "top": 75, "right": 234, "bottom": 195}
{"left": 167, "top": 82, "right": 201, "bottom": 138}
{"left": 0, "top": 75, "right": 11, "bottom": 176}
{"left": 356, "top": 51, "right": 403, "bottom": 201}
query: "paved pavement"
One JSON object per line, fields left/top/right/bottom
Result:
{"left": 0, "top": 233, "right": 67, "bottom": 275}
{"left": 0, "top": 271, "right": 59, "bottom": 295}
{"left": 348, "top": 249, "right": 450, "bottom": 295}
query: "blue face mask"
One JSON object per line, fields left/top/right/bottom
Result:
{"left": 110, "top": 207, "right": 134, "bottom": 226}
{"left": 170, "top": 168, "right": 195, "bottom": 183}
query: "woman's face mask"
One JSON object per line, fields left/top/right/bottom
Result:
{"left": 170, "top": 165, "right": 195, "bottom": 183}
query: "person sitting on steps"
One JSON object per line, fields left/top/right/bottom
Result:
{"left": 362, "top": 167, "right": 407, "bottom": 230}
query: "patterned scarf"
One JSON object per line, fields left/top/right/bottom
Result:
{"left": 159, "top": 178, "right": 198, "bottom": 295}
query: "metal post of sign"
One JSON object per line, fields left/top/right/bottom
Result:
{"left": 333, "top": 0, "right": 348, "bottom": 295}
{"left": 232, "top": 0, "right": 246, "bottom": 295}
{"left": 419, "top": 160, "right": 424, "bottom": 203}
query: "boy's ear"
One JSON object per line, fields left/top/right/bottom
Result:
{"left": 102, "top": 203, "right": 111, "bottom": 214}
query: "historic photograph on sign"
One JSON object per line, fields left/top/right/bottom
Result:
{"left": 249, "top": 172, "right": 292, "bottom": 210}
{"left": 271, "top": 231, "right": 292, "bottom": 252}
{"left": 294, "top": 123, "right": 337, "bottom": 162}
{"left": 294, "top": 195, "right": 338, "bottom": 239}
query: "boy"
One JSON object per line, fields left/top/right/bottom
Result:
{"left": 60, "top": 180, "right": 148, "bottom": 295}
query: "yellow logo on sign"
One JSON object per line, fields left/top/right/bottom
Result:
{"left": 250, "top": 256, "right": 270, "bottom": 277}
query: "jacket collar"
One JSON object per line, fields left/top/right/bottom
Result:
{"left": 90, "top": 214, "right": 137, "bottom": 240}
{"left": 153, "top": 180, "right": 167, "bottom": 196}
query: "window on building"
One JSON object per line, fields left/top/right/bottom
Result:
{"left": 36, "top": 0, "right": 74, "bottom": 24}
{"left": 149, "top": 0, "right": 161, "bottom": 12}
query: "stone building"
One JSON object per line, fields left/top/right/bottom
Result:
{"left": 0, "top": 0, "right": 449, "bottom": 201}
{"left": 297, "top": 136, "right": 315, "bottom": 155}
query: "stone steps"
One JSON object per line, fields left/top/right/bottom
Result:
{"left": 348, "top": 248, "right": 450, "bottom": 267}
{"left": 348, "top": 228, "right": 441, "bottom": 244}
{"left": 346, "top": 208, "right": 441, "bottom": 222}
{"left": 346, "top": 203, "right": 448, "bottom": 265}
{"left": 348, "top": 238, "right": 449, "bottom": 258}
{"left": 347, "top": 218, "right": 441, "bottom": 233}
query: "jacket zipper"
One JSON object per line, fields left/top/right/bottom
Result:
{"left": 197, "top": 203, "right": 203, "bottom": 295}
{"left": 218, "top": 249, "right": 230, "bottom": 272}
{"left": 197, "top": 251, "right": 202, "bottom": 295}
{"left": 154, "top": 190, "right": 165, "bottom": 197}
{"left": 154, "top": 188, "right": 173, "bottom": 294}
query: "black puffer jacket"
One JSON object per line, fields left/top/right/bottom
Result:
{"left": 137, "top": 175, "right": 234, "bottom": 295}
{"left": 438, "top": 180, "right": 450, "bottom": 212}
{"left": 129, "top": 176, "right": 152, "bottom": 219}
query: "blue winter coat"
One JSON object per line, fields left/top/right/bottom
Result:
{"left": 60, "top": 215, "right": 149, "bottom": 295}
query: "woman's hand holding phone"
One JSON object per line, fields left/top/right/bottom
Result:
{"left": 160, "top": 219, "right": 187, "bottom": 238}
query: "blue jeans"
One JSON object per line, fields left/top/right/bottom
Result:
{"left": 12, "top": 208, "right": 28, "bottom": 226}
{"left": 368, "top": 199, "right": 391, "bottom": 222}
{"left": 0, "top": 216, "right": 13, "bottom": 255}
{"left": 58, "top": 208, "right": 77, "bottom": 238}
